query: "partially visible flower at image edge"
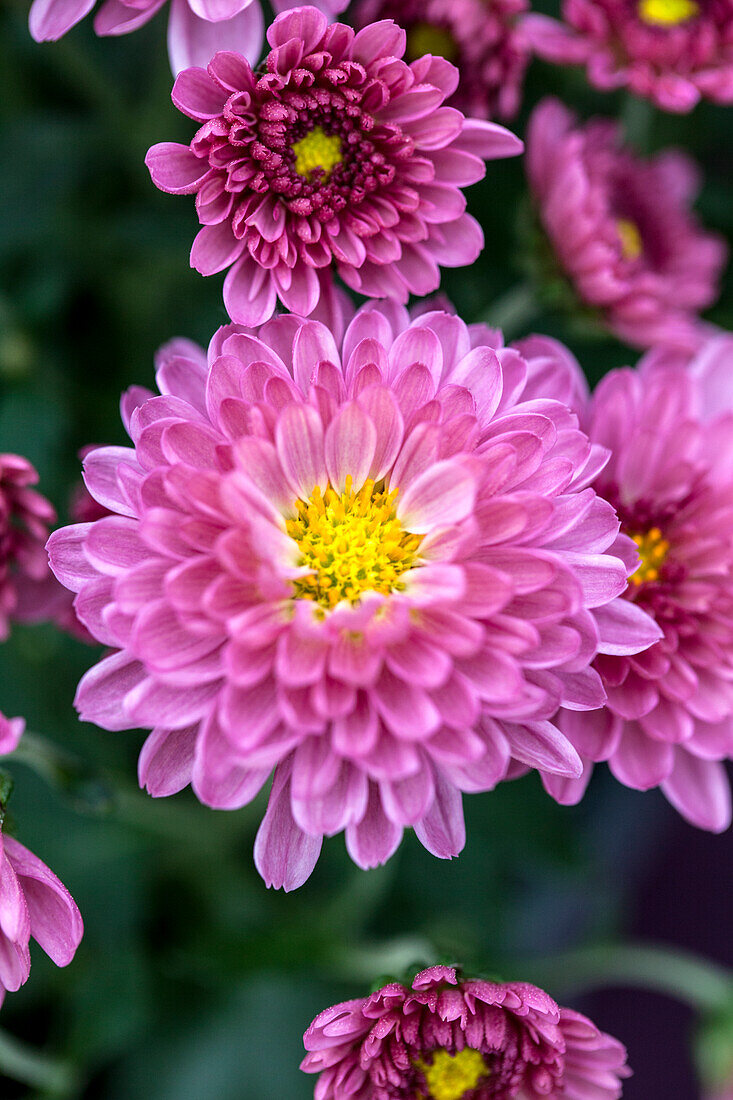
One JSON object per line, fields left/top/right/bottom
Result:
{"left": 353, "top": 0, "right": 531, "bottom": 120}
{"left": 47, "top": 303, "right": 659, "bottom": 890}
{"left": 301, "top": 964, "right": 630, "bottom": 1099}
{"left": 526, "top": 331, "right": 733, "bottom": 832}
{"left": 0, "top": 711, "right": 84, "bottom": 1007}
{"left": 29, "top": 0, "right": 349, "bottom": 75}
{"left": 0, "top": 452, "right": 86, "bottom": 642}
{"left": 145, "top": 8, "right": 523, "bottom": 327}
{"left": 525, "top": 98, "right": 726, "bottom": 352}
{"left": 523, "top": 0, "right": 733, "bottom": 114}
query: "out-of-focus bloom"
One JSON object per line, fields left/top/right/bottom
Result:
{"left": 0, "top": 713, "right": 25, "bottom": 756}
{"left": 526, "top": 99, "right": 726, "bottom": 351}
{"left": 29, "top": 0, "right": 348, "bottom": 75}
{"left": 524, "top": 0, "right": 733, "bottom": 114}
{"left": 301, "top": 964, "right": 630, "bottom": 1099}
{"left": 533, "top": 332, "right": 733, "bottom": 832}
{"left": 0, "top": 453, "right": 71, "bottom": 640}
{"left": 47, "top": 304, "right": 654, "bottom": 890}
{"left": 0, "top": 826, "right": 83, "bottom": 1007}
{"left": 146, "top": 9, "right": 522, "bottom": 328}
{"left": 354, "top": 0, "right": 530, "bottom": 120}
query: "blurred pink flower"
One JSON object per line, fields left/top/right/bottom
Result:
{"left": 524, "top": 0, "right": 733, "bottom": 114}
{"left": 0, "top": 826, "right": 83, "bottom": 1007}
{"left": 526, "top": 99, "right": 726, "bottom": 351}
{"left": 0, "top": 453, "right": 74, "bottom": 640}
{"left": 47, "top": 304, "right": 649, "bottom": 890}
{"left": 29, "top": 0, "right": 348, "bottom": 75}
{"left": 534, "top": 333, "right": 733, "bottom": 832}
{"left": 146, "top": 8, "right": 522, "bottom": 328}
{"left": 301, "top": 964, "right": 630, "bottom": 1099}
{"left": 0, "top": 713, "right": 25, "bottom": 756}
{"left": 353, "top": 0, "right": 530, "bottom": 120}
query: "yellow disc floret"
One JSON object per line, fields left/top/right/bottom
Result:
{"left": 616, "top": 218, "right": 643, "bottom": 262}
{"left": 638, "top": 0, "right": 699, "bottom": 25}
{"left": 629, "top": 527, "right": 670, "bottom": 587}
{"left": 416, "top": 1048, "right": 489, "bottom": 1100}
{"left": 406, "top": 23, "right": 459, "bottom": 64}
{"left": 292, "top": 126, "right": 343, "bottom": 181}
{"left": 286, "top": 476, "right": 423, "bottom": 609}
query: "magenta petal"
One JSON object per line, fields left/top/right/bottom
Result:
{"left": 345, "top": 785, "right": 402, "bottom": 869}
{"left": 413, "top": 771, "right": 465, "bottom": 859}
{"left": 254, "top": 762, "right": 322, "bottom": 890}
{"left": 168, "top": 0, "right": 263, "bottom": 73}
{"left": 3, "top": 837, "right": 83, "bottom": 968}
{"left": 29, "top": 0, "right": 95, "bottom": 40}
{"left": 661, "top": 752, "right": 731, "bottom": 833}
{"left": 145, "top": 143, "right": 209, "bottom": 194}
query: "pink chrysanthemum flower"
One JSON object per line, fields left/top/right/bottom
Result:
{"left": 524, "top": 0, "right": 733, "bottom": 114}
{"left": 0, "top": 830, "right": 84, "bottom": 1007}
{"left": 0, "top": 453, "right": 76, "bottom": 641}
{"left": 47, "top": 305, "right": 653, "bottom": 890}
{"left": 145, "top": 8, "right": 522, "bottom": 328}
{"left": 531, "top": 333, "right": 733, "bottom": 832}
{"left": 29, "top": 0, "right": 348, "bottom": 76}
{"left": 301, "top": 965, "right": 630, "bottom": 1100}
{"left": 526, "top": 99, "right": 727, "bottom": 352}
{"left": 353, "top": 0, "right": 530, "bottom": 120}
{"left": 0, "top": 717, "right": 84, "bottom": 1007}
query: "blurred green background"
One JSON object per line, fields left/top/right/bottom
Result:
{"left": 1, "top": 0, "right": 732, "bottom": 1095}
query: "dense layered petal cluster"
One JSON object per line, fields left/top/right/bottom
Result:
{"left": 0, "top": 453, "right": 75, "bottom": 640}
{"left": 47, "top": 304, "right": 650, "bottom": 889}
{"left": 146, "top": 9, "right": 522, "bottom": 327}
{"left": 0, "top": 827, "right": 84, "bottom": 1007}
{"left": 524, "top": 0, "right": 733, "bottom": 113}
{"left": 536, "top": 334, "right": 733, "bottom": 832}
{"left": 353, "top": 0, "right": 530, "bottom": 120}
{"left": 526, "top": 100, "right": 726, "bottom": 351}
{"left": 301, "top": 965, "right": 630, "bottom": 1099}
{"left": 29, "top": 0, "right": 347, "bottom": 75}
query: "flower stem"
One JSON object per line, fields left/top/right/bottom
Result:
{"left": 477, "top": 282, "right": 540, "bottom": 340}
{"left": 526, "top": 942, "right": 733, "bottom": 1013}
{"left": 0, "top": 1029, "right": 79, "bottom": 1096}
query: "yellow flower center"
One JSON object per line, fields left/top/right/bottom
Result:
{"left": 286, "top": 476, "right": 422, "bottom": 609}
{"left": 292, "top": 126, "right": 343, "bottom": 181}
{"left": 629, "top": 527, "right": 670, "bottom": 587}
{"left": 416, "top": 1049, "right": 489, "bottom": 1100}
{"left": 616, "top": 218, "right": 643, "bottom": 261}
{"left": 638, "top": 0, "right": 699, "bottom": 25}
{"left": 406, "top": 23, "right": 459, "bottom": 63}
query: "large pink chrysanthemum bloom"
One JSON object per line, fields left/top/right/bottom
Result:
{"left": 524, "top": 0, "right": 733, "bottom": 114}
{"left": 529, "top": 333, "right": 733, "bottom": 832}
{"left": 353, "top": 0, "right": 530, "bottom": 120}
{"left": 47, "top": 304, "right": 656, "bottom": 890}
{"left": 0, "top": 453, "right": 77, "bottom": 641}
{"left": 0, "top": 712, "right": 84, "bottom": 1007}
{"left": 526, "top": 100, "right": 727, "bottom": 352}
{"left": 29, "top": 0, "right": 348, "bottom": 76}
{"left": 301, "top": 965, "right": 630, "bottom": 1100}
{"left": 145, "top": 8, "right": 522, "bottom": 328}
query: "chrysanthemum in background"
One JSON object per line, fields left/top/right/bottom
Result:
{"left": 526, "top": 99, "right": 726, "bottom": 351}
{"left": 0, "top": 712, "right": 84, "bottom": 1007}
{"left": 524, "top": 0, "right": 733, "bottom": 114}
{"left": 529, "top": 333, "right": 733, "bottom": 832}
{"left": 146, "top": 8, "right": 522, "bottom": 328}
{"left": 0, "top": 453, "right": 76, "bottom": 640}
{"left": 29, "top": 0, "right": 348, "bottom": 73}
{"left": 353, "top": 0, "right": 530, "bottom": 120}
{"left": 48, "top": 304, "right": 657, "bottom": 890}
{"left": 301, "top": 964, "right": 630, "bottom": 1099}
